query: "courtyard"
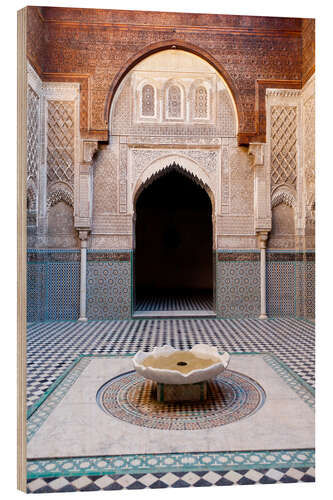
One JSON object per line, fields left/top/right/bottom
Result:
{"left": 26, "top": 317, "right": 315, "bottom": 493}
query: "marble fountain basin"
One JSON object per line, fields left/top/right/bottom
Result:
{"left": 133, "top": 344, "right": 230, "bottom": 385}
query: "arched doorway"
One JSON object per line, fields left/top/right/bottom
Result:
{"left": 105, "top": 48, "right": 239, "bottom": 319}
{"left": 134, "top": 167, "right": 214, "bottom": 316}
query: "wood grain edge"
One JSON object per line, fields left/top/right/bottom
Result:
{"left": 17, "top": 6, "right": 27, "bottom": 493}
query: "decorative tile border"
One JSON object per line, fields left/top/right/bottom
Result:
{"left": 267, "top": 251, "right": 315, "bottom": 262}
{"left": 27, "top": 448, "right": 315, "bottom": 479}
{"left": 27, "top": 249, "right": 80, "bottom": 263}
{"left": 87, "top": 250, "right": 131, "bottom": 262}
{"left": 217, "top": 251, "right": 260, "bottom": 262}
{"left": 27, "top": 357, "right": 92, "bottom": 441}
{"left": 262, "top": 353, "right": 314, "bottom": 408}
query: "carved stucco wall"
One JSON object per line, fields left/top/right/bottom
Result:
{"left": 266, "top": 89, "right": 300, "bottom": 249}
{"left": 266, "top": 78, "right": 315, "bottom": 250}
{"left": 44, "top": 82, "right": 80, "bottom": 248}
{"left": 27, "top": 63, "right": 42, "bottom": 247}
{"left": 266, "top": 79, "right": 315, "bottom": 319}
{"left": 27, "top": 49, "right": 315, "bottom": 319}
{"left": 92, "top": 50, "right": 256, "bottom": 251}
{"left": 302, "top": 76, "right": 315, "bottom": 248}
{"left": 27, "top": 61, "right": 80, "bottom": 249}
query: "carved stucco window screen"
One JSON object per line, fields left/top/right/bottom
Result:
{"left": 166, "top": 84, "right": 183, "bottom": 120}
{"left": 141, "top": 84, "right": 155, "bottom": 117}
{"left": 194, "top": 86, "right": 208, "bottom": 119}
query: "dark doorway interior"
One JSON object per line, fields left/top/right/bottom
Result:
{"left": 135, "top": 168, "right": 213, "bottom": 312}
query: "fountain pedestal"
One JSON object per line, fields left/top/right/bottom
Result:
{"left": 156, "top": 381, "right": 207, "bottom": 402}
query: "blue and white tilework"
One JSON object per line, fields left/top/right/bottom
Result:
{"left": 216, "top": 259, "right": 260, "bottom": 318}
{"left": 267, "top": 261, "right": 296, "bottom": 317}
{"left": 87, "top": 257, "right": 131, "bottom": 320}
{"left": 27, "top": 250, "right": 80, "bottom": 321}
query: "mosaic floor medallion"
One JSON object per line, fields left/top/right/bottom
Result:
{"left": 97, "top": 369, "right": 266, "bottom": 430}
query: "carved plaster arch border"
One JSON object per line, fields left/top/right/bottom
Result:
{"left": 133, "top": 153, "right": 215, "bottom": 211}
{"left": 271, "top": 184, "right": 297, "bottom": 234}
{"left": 47, "top": 185, "right": 74, "bottom": 210}
{"left": 105, "top": 40, "right": 241, "bottom": 135}
{"left": 271, "top": 185, "right": 296, "bottom": 209}
{"left": 133, "top": 153, "right": 216, "bottom": 249}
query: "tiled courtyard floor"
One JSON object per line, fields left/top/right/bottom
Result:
{"left": 26, "top": 317, "right": 315, "bottom": 493}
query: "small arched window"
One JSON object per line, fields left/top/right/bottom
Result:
{"left": 141, "top": 84, "right": 155, "bottom": 117}
{"left": 194, "top": 86, "right": 208, "bottom": 118}
{"left": 167, "top": 85, "right": 181, "bottom": 118}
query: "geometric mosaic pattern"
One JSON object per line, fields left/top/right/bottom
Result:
{"left": 216, "top": 260, "right": 260, "bottom": 318}
{"left": 27, "top": 251, "right": 132, "bottom": 322}
{"left": 97, "top": 368, "right": 266, "bottom": 430}
{"left": 26, "top": 318, "right": 315, "bottom": 493}
{"left": 303, "top": 261, "right": 315, "bottom": 319}
{"left": 266, "top": 253, "right": 315, "bottom": 319}
{"left": 46, "top": 262, "right": 80, "bottom": 320}
{"left": 87, "top": 260, "right": 131, "bottom": 320}
{"left": 267, "top": 261, "right": 296, "bottom": 317}
{"left": 27, "top": 250, "right": 315, "bottom": 321}
{"left": 27, "top": 263, "right": 47, "bottom": 322}
{"left": 27, "top": 257, "right": 80, "bottom": 322}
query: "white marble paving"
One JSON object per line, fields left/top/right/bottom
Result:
{"left": 27, "top": 355, "right": 314, "bottom": 459}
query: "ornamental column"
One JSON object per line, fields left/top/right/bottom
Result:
{"left": 75, "top": 139, "right": 99, "bottom": 322}
{"left": 257, "top": 231, "right": 269, "bottom": 320}
{"left": 248, "top": 143, "right": 271, "bottom": 320}
{"left": 78, "top": 230, "right": 89, "bottom": 322}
